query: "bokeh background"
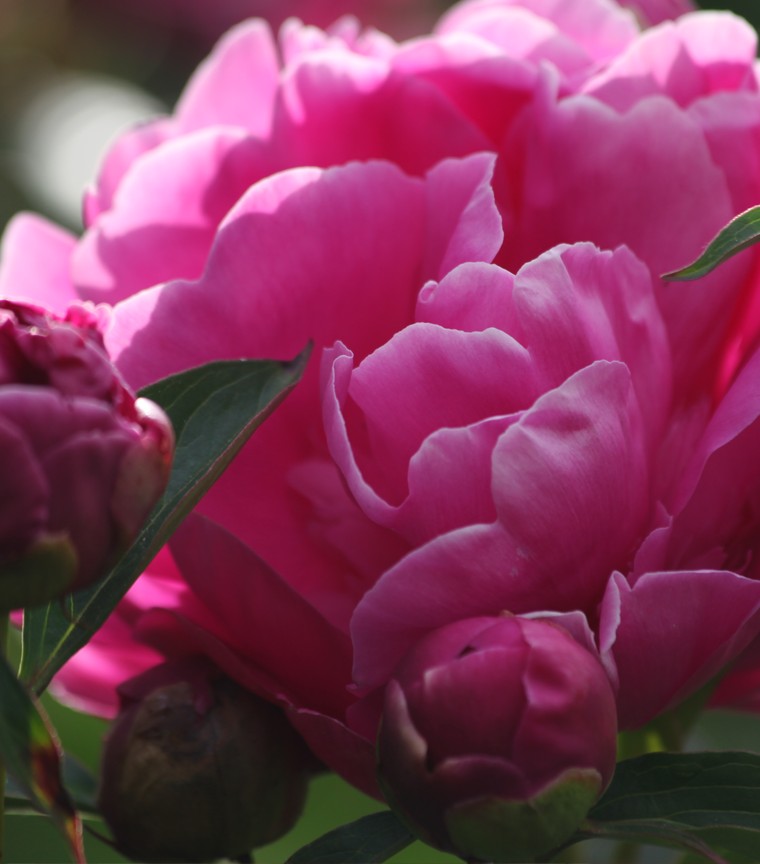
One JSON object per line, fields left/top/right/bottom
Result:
{"left": 2, "top": 0, "right": 760, "bottom": 861}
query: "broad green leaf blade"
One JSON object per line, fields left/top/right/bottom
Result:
{"left": 20, "top": 353, "right": 308, "bottom": 693}
{"left": 578, "top": 751, "right": 760, "bottom": 863}
{"left": 6, "top": 753, "right": 97, "bottom": 816}
{"left": 0, "top": 655, "right": 85, "bottom": 862}
{"left": 580, "top": 818, "right": 728, "bottom": 864}
{"left": 663, "top": 205, "right": 760, "bottom": 281}
{"left": 286, "top": 811, "right": 414, "bottom": 864}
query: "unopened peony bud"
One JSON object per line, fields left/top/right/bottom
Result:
{"left": 0, "top": 300, "right": 172, "bottom": 609}
{"left": 377, "top": 616, "right": 618, "bottom": 863}
{"left": 98, "top": 657, "right": 311, "bottom": 862}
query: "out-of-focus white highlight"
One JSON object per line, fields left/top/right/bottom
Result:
{"left": 14, "top": 73, "right": 165, "bottom": 227}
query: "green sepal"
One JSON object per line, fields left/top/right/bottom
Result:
{"left": 445, "top": 768, "right": 602, "bottom": 863}
{"left": 0, "top": 535, "right": 77, "bottom": 613}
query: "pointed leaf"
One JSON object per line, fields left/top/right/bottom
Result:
{"left": 286, "top": 811, "right": 414, "bottom": 864}
{"left": 0, "top": 654, "right": 85, "bottom": 862}
{"left": 663, "top": 206, "right": 760, "bottom": 281}
{"left": 6, "top": 752, "right": 97, "bottom": 816}
{"left": 575, "top": 751, "right": 760, "bottom": 863}
{"left": 20, "top": 352, "right": 308, "bottom": 693}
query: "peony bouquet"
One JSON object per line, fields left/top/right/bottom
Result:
{"left": 4, "top": 0, "right": 760, "bottom": 861}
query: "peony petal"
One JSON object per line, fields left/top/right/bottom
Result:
{"left": 422, "top": 153, "right": 502, "bottom": 279}
{"left": 438, "top": 0, "right": 637, "bottom": 67}
{"left": 512, "top": 243, "right": 671, "bottom": 444}
{"left": 0, "top": 215, "right": 77, "bottom": 313}
{"left": 273, "top": 49, "right": 491, "bottom": 176}
{"left": 327, "top": 323, "right": 538, "bottom": 508}
{"left": 499, "top": 86, "right": 741, "bottom": 386}
{"left": 175, "top": 20, "right": 281, "bottom": 137}
{"left": 74, "top": 129, "right": 272, "bottom": 304}
{"left": 664, "top": 345, "right": 760, "bottom": 571}
{"left": 585, "top": 13, "right": 758, "bottom": 112}
{"left": 600, "top": 569, "right": 760, "bottom": 728}
{"left": 352, "top": 361, "right": 649, "bottom": 688}
{"left": 167, "top": 515, "right": 354, "bottom": 718}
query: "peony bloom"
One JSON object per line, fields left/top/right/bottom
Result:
{"left": 4, "top": 0, "right": 760, "bottom": 797}
{"left": 0, "top": 300, "right": 172, "bottom": 610}
{"left": 377, "top": 616, "right": 618, "bottom": 862}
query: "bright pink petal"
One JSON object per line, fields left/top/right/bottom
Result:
{"left": 74, "top": 129, "right": 272, "bottom": 304}
{"left": 416, "top": 262, "right": 519, "bottom": 334}
{"left": 52, "top": 547, "right": 185, "bottom": 717}
{"left": 423, "top": 153, "right": 502, "bottom": 278}
{"left": 326, "top": 324, "right": 538, "bottom": 508}
{"left": 352, "top": 360, "right": 649, "bottom": 689}
{"left": 0, "top": 215, "right": 77, "bottom": 313}
{"left": 273, "top": 50, "right": 491, "bottom": 176}
{"left": 600, "top": 570, "right": 760, "bottom": 728}
{"left": 664, "top": 346, "right": 760, "bottom": 571}
{"left": 175, "top": 20, "right": 281, "bottom": 137}
{"left": 512, "top": 243, "right": 671, "bottom": 444}
{"left": 500, "top": 85, "right": 742, "bottom": 386}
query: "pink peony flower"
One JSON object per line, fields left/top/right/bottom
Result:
{"left": 5, "top": 0, "right": 760, "bottom": 796}
{"left": 0, "top": 300, "right": 173, "bottom": 608}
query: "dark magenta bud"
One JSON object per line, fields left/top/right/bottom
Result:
{"left": 377, "top": 616, "right": 618, "bottom": 863}
{"left": 0, "top": 300, "right": 173, "bottom": 609}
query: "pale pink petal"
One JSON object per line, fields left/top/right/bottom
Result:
{"left": 585, "top": 13, "right": 757, "bottom": 111}
{"left": 0, "top": 215, "right": 77, "bottom": 313}
{"left": 438, "top": 0, "right": 638, "bottom": 67}
{"left": 416, "top": 263, "right": 519, "bottom": 334}
{"left": 393, "top": 33, "right": 541, "bottom": 145}
{"left": 175, "top": 19, "right": 281, "bottom": 137}
{"left": 74, "top": 129, "right": 272, "bottom": 304}
{"left": 83, "top": 120, "right": 173, "bottom": 227}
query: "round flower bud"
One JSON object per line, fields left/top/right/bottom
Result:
{"left": 377, "top": 616, "right": 618, "bottom": 863}
{"left": 0, "top": 300, "right": 173, "bottom": 609}
{"left": 98, "top": 657, "right": 311, "bottom": 862}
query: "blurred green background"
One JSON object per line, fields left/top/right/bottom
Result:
{"left": 2, "top": 0, "right": 760, "bottom": 861}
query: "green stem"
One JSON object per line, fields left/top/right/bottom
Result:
{"left": 0, "top": 612, "right": 9, "bottom": 862}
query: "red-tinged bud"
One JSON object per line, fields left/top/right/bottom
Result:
{"left": 98, "top": 657, "right": 311, "bottom": 863}
{"left": 377, "top": 616, "right": 618, "bottom": 863}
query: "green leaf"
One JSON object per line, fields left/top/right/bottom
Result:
{"left": 20, "top": 353, "right": 308, "bottom": 693}
{"left": 663, "top": 205, "right": 760, "bottom": 281}
{"left": 0, "top": 654, "right": 85, "bottom": 862}
{"left": 6, "top": 752, "right": 97, "bottom": 816}
{"left": 286, "top": 811, "right": 414, "bottom": 864}
{"left": 576, "top": 751, "right": 760, "bottom": 863}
